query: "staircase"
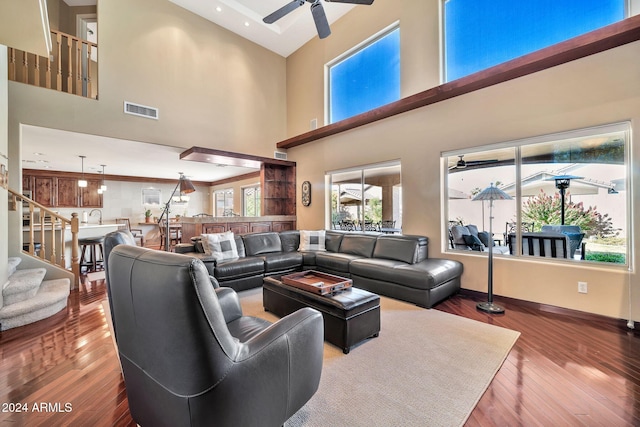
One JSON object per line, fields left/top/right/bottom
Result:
{"left": 0, "top": 257, "right": 70, "bottom": 331}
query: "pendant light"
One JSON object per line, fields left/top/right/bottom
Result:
{"left": 78, "top": 155, "right": 87, "bottom": 188}
{"left": 98, "top": 164, "right": 107, "bottom": 194}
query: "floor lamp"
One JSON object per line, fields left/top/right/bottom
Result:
{"left": 158, "top": 173, "right": 195, "bottom": 252}
{"left": 472, "top": 183, "right": 512, "bottom": 314}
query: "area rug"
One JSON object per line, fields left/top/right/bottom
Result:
{"left": 238, "top": 288, "right": 520, "bottom": 427}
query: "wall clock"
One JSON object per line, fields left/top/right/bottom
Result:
{"left": 301, "top": 181, "right": 311, "bottom": 206}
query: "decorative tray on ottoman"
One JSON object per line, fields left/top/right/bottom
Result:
{"left": 281, "top": 270, "right": 352, "bottom": 295}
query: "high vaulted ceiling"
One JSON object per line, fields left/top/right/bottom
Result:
{"left": 169, "top": 0, "right": 356, "bottom": 57}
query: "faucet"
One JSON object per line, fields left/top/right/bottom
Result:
{"left": 89, "top": 209, "right": 103, "bottom": 225}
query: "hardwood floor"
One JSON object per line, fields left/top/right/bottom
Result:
{"left": 2, "top": 279, "right": 640, "bottom": 426}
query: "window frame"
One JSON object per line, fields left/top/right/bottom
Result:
{"left": 241, "top": 184, "right": 261, "bottom": 217}
{"left": 326, "top": 160, "right": 402, "bottom": 232}
{"left": 440, "top": 0, "right": 631, "bottom": 83}
{"left": 325, "top": 21, "right": 401, "bottom": 125}
{"left": 442, "top": 121, "right": 632, "bottom": 268}
{"left": 213, "top": 188, "right": 234, "bottom": 217}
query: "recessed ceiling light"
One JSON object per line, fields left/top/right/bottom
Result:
{"left": 33, "top": 152, "right": 44, "bottom": 156}
{"left": 244, "top": 21, "right": 250, "bottom": 27}
{"left": 216, "top": 6, "right": 222, "bottom": 12}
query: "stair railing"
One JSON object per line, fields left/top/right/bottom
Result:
{"left": 8, "top": 29, "right": 98, "bottom": 99}
{"left": 8, "top": 189, "right": 80, "bottom": 286}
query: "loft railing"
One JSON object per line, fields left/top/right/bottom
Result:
{"left": 8, "top": 189, "right": 80, "bottom": 286}
{"left": 8, "top": 29, "right": 98, "bottom": 99}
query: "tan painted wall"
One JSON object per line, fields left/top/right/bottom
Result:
{"left": 1, "top": 46, "right": 8, "bottom": 304}
{"left": 0, "top": 0, "right": 50, "bottom": 57}
{"left": 286, "top": 2, "right": 640, "bottom": 320}
{"left": 286, "top": 0, "right": 440, "bottom": 136}
{"left": 4, "top": 0, "right": 286, "bottom": 269}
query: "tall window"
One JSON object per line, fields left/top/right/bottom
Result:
{"left": 444, "top": 122, "right": 630, "bottom": 265}
{"left": 328, "top": 162, "right": 402, "bottom": 233}
{"left": 214, "top": 189, "right": 233, "bottom": 217}
{"left": 443, "top": 0, "right": 626, "bottom": 81}
{"left": 243, "top": 185, "right": 261, "bottom": 217}
{"left": 327, "top": 24, "right": 400, "bottom": 124}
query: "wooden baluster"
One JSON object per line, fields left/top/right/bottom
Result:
{"left": 28, "top": 204, "right": 35, "bottom": 255}
{"left": 87, "top": 44, "right": 93, "bottom": 99}
{"left": 71, "top": 213, "right": 80, "bottom": 287}
{"left": 49, "top": 214, "right": 57, "bottom": 264}
{"left": 33, "top": 55, "right": 40, "bottom": 87}
{"left": 39, "top": 209, "right": 46, "bottom": 260}
{"left": 22, "top": 51, "right": 28, "bottom": 84}
{"left": 76, "top": 40, "right": 82, "bottom": 95}
{"left": 56, "top": 32, "right": 62, "bottom": 91}
{"left": 46, "top": 52, "right": 52, "bottom": 89}
{"left": 67, "top": 35, "right": 73, "bottom": 94}
{"left": 59, "top": 219, "right": 67, "bottom": 270}
{"left": 8, "top": 48, "right": 16, "bottom": 81}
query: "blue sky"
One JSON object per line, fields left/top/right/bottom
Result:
{"left": 329, "top": 28, "right": 400, "bottom": 123}
{"left": 444, "top": 0, "right": 625, "bottom": 81}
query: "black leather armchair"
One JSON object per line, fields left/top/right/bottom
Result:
{"left": 107, "top": 245, "right": 324, "bottom": 427}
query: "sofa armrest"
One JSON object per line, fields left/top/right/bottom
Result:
{"left": 215, "top": 287, "right": 243, "bottom": 323}
{"left": 235, "top": 307, "right": 324, "bottom": 410}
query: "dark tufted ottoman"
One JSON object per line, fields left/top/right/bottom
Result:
{"left": 263, "top": 276, "right": 380, "bottom": 354}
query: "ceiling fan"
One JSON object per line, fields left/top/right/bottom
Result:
{"left": 263, "top": 0, "right": 375, "bottom": 40}
{"left": 448, "top": 155, "right": 499, "bottom": 171}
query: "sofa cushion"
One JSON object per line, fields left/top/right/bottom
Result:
{"left": 201, "top": 231, "right": 239, "bottom": 260}
{"left": 243, "top": 232, "right": 282, "bottom": 256}
{"left": 372, "top": 235, "right": 426, "bottom": 264}
{"left": 338, "top": 234, "right": 377, "bottom": 258}
{"left": 315, "top": 252, "right": 364, "bottom": 274}
{"left": 463, "top": 234, "right": 484, "bottom": 251}
{"left": 260, "top": 252, "right": 304, "bottom": 274}
{"left": 278, "top": 231, "right": 300, "bottom": 253}
{"left": 325, "top": 231, "right": 344, "bottom": 252}
{"left": 299, "top": 230, "right": 326, "bottom": 251}
{"left": 350, "top": 258, "right": 463, "bottom": 291}
{"left": 214, "top": 257, "right": 265, "bottom": 281}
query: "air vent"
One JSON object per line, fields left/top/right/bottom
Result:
{"left": 124, "top": 101, "right": 159, "bottom": 120}
{"left": 274, "top": 151, "right": 287, "bottom": 160}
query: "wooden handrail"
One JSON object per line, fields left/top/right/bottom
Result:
{"left": 7, "top": 29, "right": 97, "bottom": 99}
{"left": 8, "top": 189, "right": 80, "bottom": 286}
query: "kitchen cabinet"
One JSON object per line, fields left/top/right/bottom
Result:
{"left": 23, "top": 171, "right": 102, "bottom": 208}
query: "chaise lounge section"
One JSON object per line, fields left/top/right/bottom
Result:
{"left": 177, "top": 230, "right": 463, "bottom": 309}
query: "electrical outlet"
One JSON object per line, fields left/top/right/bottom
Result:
{"left": 578, "top": 281, "right": 588, "bottom": 294}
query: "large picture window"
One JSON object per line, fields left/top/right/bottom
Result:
{"left": 444, "top": 122, "right": 630, "bottom": 265}
{"left": 327, "top": 24, "right": 400, "bottom": 124}
{"left": 443, "top": 0, "right": 626, "bottom": 82}
{"left": 327, "top": 161, "right": 402, "bottom": 234}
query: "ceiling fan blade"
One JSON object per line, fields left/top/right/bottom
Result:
{"left": 325, "top": 0, "right": 374, "bottom": 4}
{"left": 311, "top": 2, "right": 331, "bottom": 39}
{"left": 263, "top": 0, "right": 305, "bottom": 24}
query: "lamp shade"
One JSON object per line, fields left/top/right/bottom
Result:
{"left": 472, "top": 183, "right": 512, "bottom": 201}
{"left": 179, "top": 174, "right": 196, "bottom": 194}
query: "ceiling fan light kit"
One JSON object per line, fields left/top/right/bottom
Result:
{"left": 263, "top": 0, "right": 374, "bottom": 40}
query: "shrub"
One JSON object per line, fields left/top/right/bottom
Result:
{"left": 585, "top": 252, "right": 626, "bottom": 264}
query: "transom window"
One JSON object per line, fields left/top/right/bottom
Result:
{"left": 327, "top": 24, "right": 400, "bottom": 124}
{"left": 443, "top": 0, "right": 626, "bottom": 82}
{"left": 443, "top": 122, "right": 630, "bottom": 266}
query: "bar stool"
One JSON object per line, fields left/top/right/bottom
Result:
{"left": 79, "top": 236, "right": 105, "bottom": 273}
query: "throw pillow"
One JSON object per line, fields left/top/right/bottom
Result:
{"left": 298, "top": 230, "right": 326, "bottom": 252}
{"left": 200, "top": 231, "right": 239, "bottom": 260}
{"left": 477, "top": 231, "right": 493, "bottom": 247}
{"left": 463, "top": 234, "right": 485, "bottom": 251}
